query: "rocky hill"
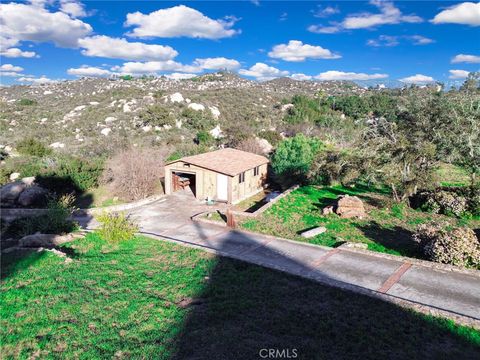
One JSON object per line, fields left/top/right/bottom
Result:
{"left": 0, "top": 72, "right": 365, "bottom": 157}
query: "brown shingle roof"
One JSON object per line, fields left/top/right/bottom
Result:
{"left": 167, "top": 148, "right": 269, "bottom": 176}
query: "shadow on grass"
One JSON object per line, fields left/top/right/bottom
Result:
{"left": 357, "top": 221, "right": 420, "bottom": 258}
{"left": 166, "top": 222, "right": 478, "bottom": 359}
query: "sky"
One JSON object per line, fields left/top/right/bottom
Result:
{"left": 0, "top": 0, "right": 479, "bottom": 87}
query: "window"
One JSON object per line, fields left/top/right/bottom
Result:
{"left": 239, "top": 172, "right": 245, "bottom": 183}
{"left": 254, "top": 166, "right": 260, "bottom": 176}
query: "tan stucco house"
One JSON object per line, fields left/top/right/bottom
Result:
{"left": 164, "top": 148, "right": 269, "bottom": 204}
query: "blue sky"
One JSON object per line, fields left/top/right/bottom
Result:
{"left": 0, "top": 1, "right": 479, "bottom": 86}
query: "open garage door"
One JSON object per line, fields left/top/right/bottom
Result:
{"left": 172, "top": 172, "right": 196, "bottom": 197}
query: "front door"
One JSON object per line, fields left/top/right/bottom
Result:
{"left": 217, "top": 174, "right": 228, "bottom": 201}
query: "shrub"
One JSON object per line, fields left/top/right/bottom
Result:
{"left": 18, "top": 98, "right": 37, "bottom": 106}
{"left": 271, "top": 134, "right": 323, "bottom": 186}
{"left": 259, "top": 130, "right": 282, "bottom": 146}
{"left": 412, "top": 187, "right": 477, "bottom": 217}
{"left": 413, "top": 222, "right": 480, "bottom": 267}
{"left": 120, "top": 75, "right": 133, "bottom": 81}
{"left": 96, "top": 212, "right": 138, "bottom": 243}
{"left": 16, "top": 138, "right": 52, "bottom": 157}
{"left": 6, "top": 194, "right": 77, "bottom": 238}
{"left": 38, "top": 156, "right": 104, "bottom": 193}
{"left": 181, "top": 108, "right": 216, "bottom": 131}
{"left": 138, "top": 105, "right": 175, "bottom": 128}
{"left": 103, "top": 146, "right": 169, "bottom": 201}
{"left": 196, "top": 130, "right": 214, "bottom": 145}
{"left": 236, "top": 137, "right": 265, "bottom": 155}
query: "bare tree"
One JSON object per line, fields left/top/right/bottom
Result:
{"left": 103, "top": 146, "right": 170, "bottom": 201}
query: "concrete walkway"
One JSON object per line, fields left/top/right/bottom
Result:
{"left": 76, "top": 191, "right": 480, "bottom": 326}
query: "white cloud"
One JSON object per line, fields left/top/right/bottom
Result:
{"left": 116, "top": 60, "right": 195, "bottom": 75}
{"left": 343, "top": 0, "right": 422, "bottom": 29}
{"left": 367, "top": 34, "right": 434, "bottom": 47}
{"left": 0, "top": 47, "right": 38, "bottom": 58}
{"left": 164, "top": 73, "right": 198, "bottom": 80}
{"left": 67, "top": 65, "right": 111, "bottom": 77}
{"left": 409, "top": 35, "right": 434, "bottom": 45}
{"left": 116, "top": 56, "right": 241, "bottom": 75}
{"left": 0, "top": 64, "right": 24, "bottom": 73}
{"left": 308, "top": 1, "right": 421, "bottom": 34}
{"left": 78, "top": 36, "right": 178, "bottom": 61}
{"left": 192, "top": 57, "right": 241, "bottom": 70}
{"left": 125, "top": 5, "right": 239, "bottom": 39}
{"left": 367, "top": 35, "right": 399, "bottom": 47}
{"left": 290, "top": 73, "right": 313, "bottom": 81}
{"left": 399, "top": 74, "right": 435, "bottom": 84}
{"left": 452, "top": 54, "right": 480, "bottom": 63}
{"left": 0, "top": 71, "right": 22, "bottom": 77}
{"left": 268, "top": 40, "right": 340, "bottom": 62}
{"left": 17, "top": 76, "right": 57, "bottom": 84}
{"left": 315, "top": 70, "right": 388, "bottom": 81}
{"left": 312, "top": 6, "right": 340, "bottom": 18}
{"left": 307, "top": 24, "right": 341, "bottom": 34}
{"left": 239, "top": 62, "right": 289, "bottom": 81}
{"left": 0, "top": 2, "right": 92, "bottom": 48}
{"left": 60, "top": 1, "right": 87, "bottom": 18}
{"left": 449, "top": 69, "right": 471, "bottom": 79}
{"left": 431, "top": 2, "right": 480, "bottom": 26}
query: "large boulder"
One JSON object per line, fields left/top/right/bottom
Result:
{"left": 335, "top": 195, "right": 366, "bottom": 219}
{"left": 17, "top": 186, "right": 49, "bottom": 207}
{"left": 19, "top": 233, "right": 77, "bottom": 248}
{"left": 0, "top": 182, "right": 27, "bottom": 203}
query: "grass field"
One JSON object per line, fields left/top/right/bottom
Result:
{"left": 1, "top": 234, "right": 479, "bottom": 359}
{"left": 240, "top": 185, "right": 480, "bottom": 259}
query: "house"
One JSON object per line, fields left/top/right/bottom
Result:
{"left": 164, "top": 148, "right": 269, "bottom": 204}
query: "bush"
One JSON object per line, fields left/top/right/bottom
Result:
{"left": 181, "top": 108, "right": 216, "bottom": 131}
{"left": 37, "top": 156, "right": 104, "bottom": 193}
{"left": 235, "top": 137, "right": 265, "bottom": 155}
{"left": 412, "top": 186, "right": 479, "bottom": 217}
{"left": 16, "top": 138, "right": 52, "bottom": 157}
{"left": 259, "top": 130, "right": 282, "bottom": 146}
{"left": 103, "top": 146, "right": 169, "bottom": 201}
{"left": 196, "top": 130, "right": 214, "bottom": 145}
{"left": 96, "top": 212, "right": 138, "bottom": 243}
{"left": 6, "top": 194, "right": 77, "bottom": 238}
{"left": 413, "top": 222, "right": 480, "bottom": 268}
{"left": 271, "top": 134, "right": 323, "bottom": 186}
{"left": 18, "top": 98, "right": 37, "bottom": 106}
{"left": 138, "top": 105, "right": 175, "bottom": 128}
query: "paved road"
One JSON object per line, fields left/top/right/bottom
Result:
{"left": 77, "top": 191, "right": 480, "bottom": 323}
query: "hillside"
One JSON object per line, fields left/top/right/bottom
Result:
{"left": 0, "top": 73, "right": 364, "bottom": 157}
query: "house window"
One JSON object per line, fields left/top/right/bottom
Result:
{"left": 239, "top": 172, "right": 245, "bottom": 183}
{"left": 254, "top": 166, "right": 260, "bottom": 176}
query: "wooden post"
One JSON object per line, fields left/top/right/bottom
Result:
{"left": 226, "top": 209, "right": 236, "bottom": 228}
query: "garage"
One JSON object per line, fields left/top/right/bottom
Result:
{"left": 164, "top": 148, "right": 269, "bottom": 204}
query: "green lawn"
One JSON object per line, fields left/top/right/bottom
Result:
{"left": 240, "top": 185, "right": 480, "bottom": 259}
{"left": 1, "top": 234, "right": 479, "bottom": 359}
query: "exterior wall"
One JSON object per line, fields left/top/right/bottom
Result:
{"left": 231, "top": 163, "right": 268, "bottom": 204}
{"left": 165, "top": 161, "right": 268, "bottom": 204}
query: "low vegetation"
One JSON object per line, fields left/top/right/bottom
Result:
{"left": 1, "top": 235, "right": 479, "bottom": 358}
{"left": 240, "top": 185, "right": 480, "bottom": 262}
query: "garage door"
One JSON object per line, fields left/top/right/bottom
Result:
{"left": 217, "top": 174, "right": 228, "bottom": 201}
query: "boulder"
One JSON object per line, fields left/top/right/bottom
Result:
{"left": 335, "top": 195, "right": 366, "bottom": 218}
{"left": 17, "top": 186, "right": 48, "bottom": 207}
{"left": 322, "top": 206, "right": 334, "bottom": 216}
{"left": 9, "top": 172, "right": 20, "bottom": 181}
{"left": 19, "top": 233, "right": 77, "bottom": 248}
{"left": 301, "top": 226, "right": 327, "bottom": 238}
{"left": 0, "top": 182, "right": 27, "bottom": 203}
